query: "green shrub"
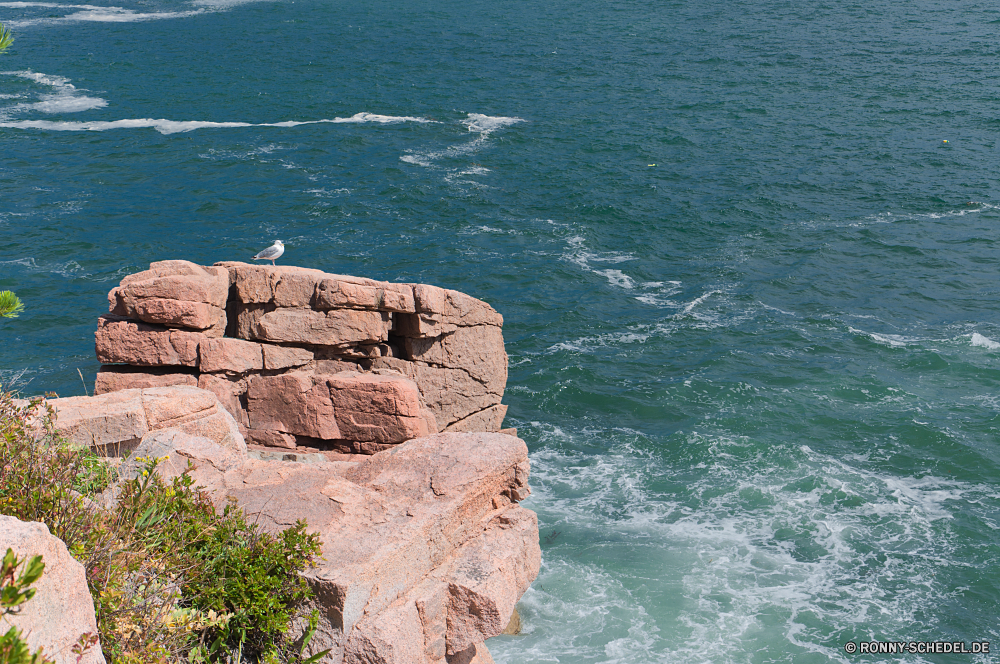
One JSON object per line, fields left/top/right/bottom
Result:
{"left": 0, "top": 548, "right": 53, "bottom": 664}
{"left": 0, "top": 292, "right": 23, "bottom": 319}
{"left": 0, "top": 391, "right": 325, "bottom": 664}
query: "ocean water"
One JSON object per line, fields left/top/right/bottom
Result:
{"left": 3, "top": 0, "right": 1000, "bottom": 662}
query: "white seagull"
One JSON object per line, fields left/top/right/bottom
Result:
{"left": 253, "top": 240, "right": 285, "bottom": 265}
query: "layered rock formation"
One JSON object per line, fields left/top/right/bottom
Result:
{"left": 94, "top": 260, "right": 508, "bottom": 454}
{"left": 48, "top": 389, "right": 539, "bottom": 664}
{"left": 31, "top": 265, "right": 537, "bottom": 663}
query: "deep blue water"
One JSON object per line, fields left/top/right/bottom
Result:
{"left": 4, "top": 0, "right": 1000, "bottom": 661}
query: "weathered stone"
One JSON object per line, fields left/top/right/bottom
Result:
{"left": 95, "top": 316, "right": 202, "bottom": 368}
{"left": 413, "top": 579, "right": 449, "bottom": 663}
{"left": 262, "top": 345, "right": 314, "bottom": 370}
{"left": 234, "top": 303, "right": 271, "bottom": 340}
{"left": 313, "top": 359, "right": 362, "bottom": 374}
{"left": 315, "top": 279, "right": 380, "bottom": 310}
{"left": 251, "top": 308, "right": 391, "bottom": 346}
{"left": 49, "top": 390, "right": 148, "bottom": 453}
{"left": 228, "top": 432, "right": 531, "bottom": 657}
{"left": 334, "top": 410, "right": 428, "bottom": 445}
{"left": 122, "top": 260, "right": 227, "bottom": 287}
{"left": 121, "top": 272, "right": 228, "bottom": 306}
{"left": 441, "top": 507, "right": 540, "bottom": 654}
{"left": 328, "top": 372, "right": 430, "bottom": 444}
{"left": 381, "top": 286, "right": 416, "bottom": 313}
{"left": 197, "top": 374, "right": 249, "bottom": 427}
{"left": 502, "top": 607, "right": 521, "bottom": 636}
{"left": 94, "top": 367, "right": 197, "bottom": 395}
{"left": 442, "top": 405, "right": 508, "bottom": 434}
{"left": 51, "top": 386, "right": 246, "bottom": 456}
{"left": 139, "top": 386, "right": 246, "bottom": 454}
{"left": 246, "top": 372, "right": 340, "bottom": 440}
{"left": 343, "top": 600, "right": 425, "bottom": 664}
{"left": 315, "top": 279, "right": 416, "bottom": 313}
{"left": 411, "top": 284, "right": 503, "bottom": 328}
{"left": 448, "top": 642, "right": 495, "bottom": 664}
{"left": 274, "top": 272, "right": 320, "bottom": 308}
{"left": 0, "top": 516, "right": 106, "bottom": 664}
{"left": 246, "top": 371, "right": 430, "bottom": 445}
{"left": 226, "top": 263, "right": 279, "bottom": 303}
{"left": 119, "top": 428, "right": 247, "bottom": 496}
{"left": 247, "top": 429, "right": 297, "bottom": 449}
{"left": 373, "top": 358, "right": 502, "bottom": 430}
{"left": 128, "top": 298, "right": 226, "bottom": 333}
{"left": 217, "top": 263, "right": 327, "bottom": 305}
{"left": 327, "top": 372, "right": 424, "bottom": 418}
{"left": 111, "top": 261, "right": 229, "bottom": 334}
{"left": 393, "top": 312, "right": 453, "bottom": 339}
{"left": 404, "top": 326, "right": 507, "bottom": 393}
{"left": 198, "top": 337, "right": 264, "bottom": 374}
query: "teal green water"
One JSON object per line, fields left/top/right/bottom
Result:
{"left": 3, "top": 0, "right": 1000, "bottom": 661}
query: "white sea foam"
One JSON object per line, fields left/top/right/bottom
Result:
{"left": 680, "top": 289, "right": 722, "bottom": 315}
{"left": 461, "top": 112, "right": 524, "bottom": 134}
{"left": 0, "top": 0, "right": 274, "bottom": 25}
{"left": 0, "top": 2, "right": 106, "bottom": 8}
{"left": 62, "top": 7, "right": 204, "bottom": 22}
{"left": 400, "top": 113, "right": 524, "bottom": 169}
{"left": 493, "top": 423, "right": 994, "bottom": 663}
{"left": 561, "top": 235, "right": 642, "bottom": 289}
{"left": 30, "top": 94, "right": 106, "bottom": 113}
{"left": 0, "top": 112, "right": 434, "bottom": 134}
{"left": 848, "top": 327, "right": 917, "bottom": 348}
{"left": 0, "top": 70, "right": 107, "bottom": 117}
{"left": 594, "top": 269, "right": 635, "bottom": 289}
{"left": 547, "top": 329, "right": 653, "bottom": 354}
{"left": 970, "top": 332, "right": 1000, "bottom": 350}
{"left": 853, "top": 203, "right": 1000, "bottom": 228}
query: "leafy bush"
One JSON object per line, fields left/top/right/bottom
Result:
{"left": 0, "top": 392, "right": 325, "bottom": 664}
{"left": 0, "top": 292, "right": 23, "bottom": 319}
{"left": 0, "top": 548, "right": 53, "bottom": 664}
{"left": 0, "top": 23, "right": 12, "bottom": 54}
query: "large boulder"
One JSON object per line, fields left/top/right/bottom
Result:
{"left": 93, "top": 261, "right": 509, "bottom": 453}
{"left": 222, "top": 432, "right": 536, "bottom": 663}
{"left": 50, "top": 386, "right": 246, "bottom": 456}
{"left": 108, "top": 260, "right": 228, "bottom": 336}
{"left": 0, "top": 516, "right": 106, "bottom": 664}
{"left": 40, "top": 385, "right": 539, "bottom": 664}
{"left": 245, "top": 371, "right": 434, "bottom": 448}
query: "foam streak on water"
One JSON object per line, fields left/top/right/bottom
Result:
{"left": 0, "top": 113, "right": 435, "bottom": 133}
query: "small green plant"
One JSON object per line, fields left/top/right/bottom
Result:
{"left": 0, "top": 548, "right": 53, "bottom": 664}
{"left": 0, "top": 23, "right": 13, "bottom": 54}
{"left": 0, "top": 293, "right": 23, "bottom": 319}
{"left": 0, "top": 391, "right": 326, "bottom": 663}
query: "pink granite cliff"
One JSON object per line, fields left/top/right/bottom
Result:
{"left": 94, "top": 260, "right": 510, "bottom": 454}
{"left": 40, "top": 260, "right": 538, "bottom": 664}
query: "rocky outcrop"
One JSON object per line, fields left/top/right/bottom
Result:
{"left": 0, "top": 516, "right": 106, "bottom": 664}
{"left": 49, "top": 385, "right": 246, "bottom": 457}
{"left": 48, "top": 262, "right": 533, "bottom": 663}
{"left": 48, "top": 389, "right": 538, "bottom": 664}
{"left": 223, "top": 431, "right": 538, "bottom": 663}
{"left": 93, "top": 261, "right": 508, "bottom": 454}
